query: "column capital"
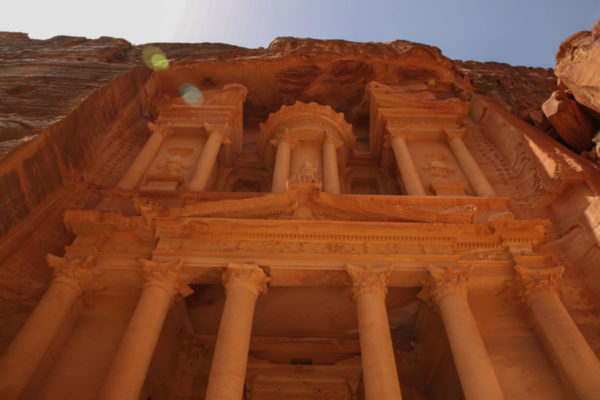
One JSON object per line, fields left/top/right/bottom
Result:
{"left": 383, "top": 127, "right": 408, "bottom": 148}
{"left": 46, "top": 254, "right": 98, "bottom": 292}
{"left": 323, "top": 131, "right": 344, "bottom": 149}
{"left": 222, "top": 263, "right": 270, "bottom": 297}
{"left": 138, "top": 258, "right": 193, "bottom": 297}
{"left": 346, "top": 264, "right": 393, "bottom": 299}
{"left": 203, "top": 122, "right": 232, "bottom": 145}
{"left": 444, "top": 127, "right": 466, "bottom": 141}
{"left": 269, "top": 128, "right": 298, "bottom": 147}
{"left": 514, "top": 265, "right": 564, "bottom": 304}
{"left": 147, "top": 121, "right": 174, "bottom": 139}
{"left": 418, "top": 265, "right": 471, "bottom": 306}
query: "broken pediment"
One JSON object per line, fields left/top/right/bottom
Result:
{"left": 131, "top": 183, "right": 521, "bottom": 224}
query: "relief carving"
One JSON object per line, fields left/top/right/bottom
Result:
{"left": 289, "top": 161, "right": 322, "bottom": 184}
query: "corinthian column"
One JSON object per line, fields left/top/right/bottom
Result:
{"left": 118, "top": 122, "right": 172, "bottom": 190}
{"left": 188, "top": 123, "right": 231, "bottom": 191}
{"left": 386, "top": 128, "right": 426, "bottom": 196}
{"left": 419, "top": 266, "right": 504, "bottom": 400}
{"left": 270, "top": 129, "right": 294, "bottom": 193}
{"left": 205, "top": 264, "right": 269, "bottom": 400}
{"left": 346, "top": 265, "right": 402, "bottom": 400}
{"left": 322, "top": 133, "right": 342, "bottom": 194}
{"left": 0, "top": 255, "right": 96, "bottom": 400}
{"left": 445, "top": 128, "right": 496, "bottom": 197}
{"left": 98, "top": 259, "right": 192, "bottom": 400}
{"left": 515, "top": 265, "right": 600, "bottom": 400}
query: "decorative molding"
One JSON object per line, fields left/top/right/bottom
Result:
{"left": 138, "top": 258, "right": 193, "bottom": 297}
{"left": 223, "top": 263, "right": 270, "bottom": 296}
{"left": 345, "top": 264, "right": 393, "bottom": 298}
{"left": 46, "top": 254, "right": 98, "bottom": 292}
{"left": 514, "top": 265, "right": 564, "bottom": 304}
{"left": 418, "top": 265, "right": 471, "bottom": 306}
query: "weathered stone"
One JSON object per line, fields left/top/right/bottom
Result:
{"left": 529, "top": 110, "right": 551, "bottom": 131}
{"left": 1, "top": 31, "right": 600, "bottom": 400}
{"left": 555, "top": 19, "right": 600, "bottom": 116}
{"left": 454, "top": 60, "right": 557, "bottom": 123}
{"left": 542, "top": 90, "right": 596, "bottom": 152}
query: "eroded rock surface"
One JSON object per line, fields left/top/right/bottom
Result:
{"left": 0, "top": 34, "right": 133, "bottom": 156}
{"left": 555, "top": 18, "right": 600, "bottom": 116}
{"left": 454, "top": 60, "right": 557, "bottom": 123}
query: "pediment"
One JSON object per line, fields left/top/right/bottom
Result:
{"left": 135, "top": 184, "right": 477, "bottom": 224}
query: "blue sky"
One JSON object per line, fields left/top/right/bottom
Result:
{"left": 3, "top": 0, "right": 599, "bottom": 67}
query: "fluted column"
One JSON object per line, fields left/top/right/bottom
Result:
{"left": 118, "top": 122, "right": 172, "bottom": 190}
{"left": 205, "top": 264, "right": 269, "bottom": 400}
{"left": 0, "top": 255, "right": 96, "bottom": 400}
{"left": 386, "top": 128, "right": 426, "bottom": 196}
{"left": 515, "top": 265, "right": 600, "bottom": 400}
{"left": 322, "top": 133, "right": 342, "bottom": 194}
{"left": 346, "top": 265, "right": 402, "bottom": 400}
{"left": 445, "top": 128, "right": 496, "bottom": 197}
{"left": 419, "top": 266, "right": 504, "bottom": 400}
{"left": 98, "top": 259, "right": 191, "bottom": 400}
{"left": 188, "top": 123, "right": 231, "bottom": 191}
{"left": 270, "top": 130, "right": 294, "bottom": 193}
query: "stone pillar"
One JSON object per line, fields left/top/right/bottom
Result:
{"left": 118, "top": 122, "right": 172, "bottom": 190}
{"left": 445, "top": 128, "right": 496, "bottom": 197}
{"left": 270, "top": 130, "right": 294, "bottom": 193}
{"left": 188, "top": 123, "right": 231, "bottom": 191}
{"left": 419, "top": 266, "right": 504, "bottom": 400}
{"left": 205, "top": 264, "right": 269, "bottom": 400}
{"left": 97, "top": 259, "right": 191, "bottom": 400}
{"left": 0, "top": 255, "right": 96, "bottom": 400}
{"left": 515, "top": 265, "right": 600, "bottom": 400}
{"left": 387, "top": 129, "right": 426, "bottom": 196}
{"left": 322, "top": 133, "right": 342, "bottom": 194}
{"left": 346, "top": 265, "right": 402, "bottom": 400}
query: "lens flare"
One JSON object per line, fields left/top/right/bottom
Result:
{"left": 179, "top": 83, "right": 204, "bottom": 106}
{"left": 142, "top": 46, "right": 169, "bottom": 70}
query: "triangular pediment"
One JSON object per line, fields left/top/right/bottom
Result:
{"left": 135, "top": 184, "right": 478, "bottom": 224}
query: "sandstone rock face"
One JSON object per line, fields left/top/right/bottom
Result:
{"left": 454, "top": 60, "right": 557, "bottom": 123}
{"left": 542, "top": 89, "right": 596, "bottom": 152}
{"left": 3, "top": 32, "right": 600, "bottom": 400}
{"left": 555, "top": 19, "right": 600, "bottom": 115}
{"left": 0, "top": 34, "right": 133, "bottom": 157}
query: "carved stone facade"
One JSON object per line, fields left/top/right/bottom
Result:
{"left": 1, "top": 36, "right": 600, "bottom": 400}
